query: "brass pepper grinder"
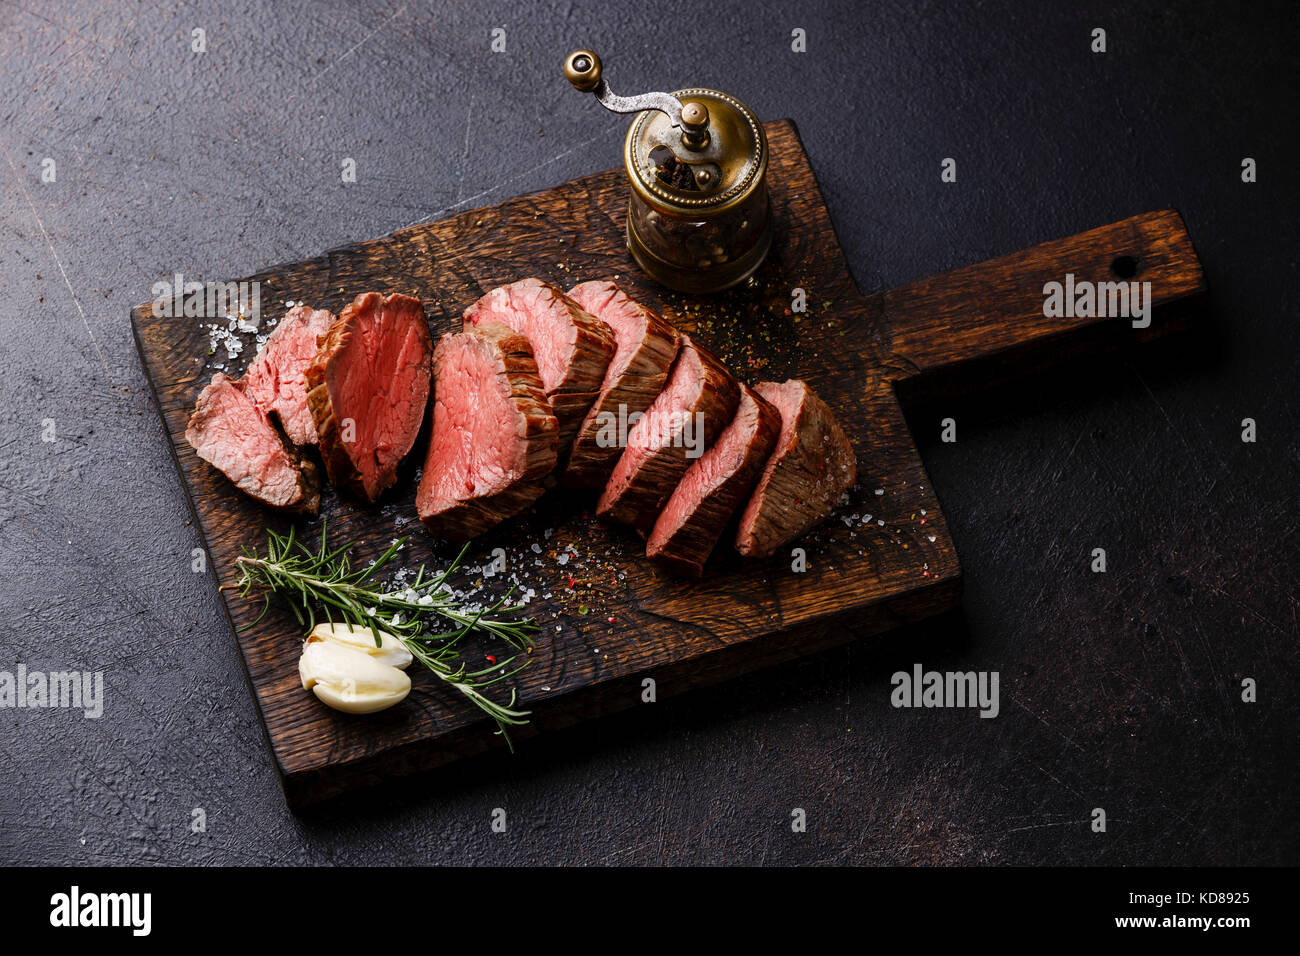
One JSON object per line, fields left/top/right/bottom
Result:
{"left": 564, "top": 50, "right": 772, "bottom": 294}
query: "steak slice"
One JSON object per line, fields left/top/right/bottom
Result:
{"left": 306, "top": 292, "right": 433, "bottom": 503}
{"left": 646, "top": 385, "right": 782, "bottom": 577}
{"left": 463, "top": 278, "right": 615, "bottom": 452}
{"left": 735, "top": 380, "right": 858, "bottom": 558}
{"left": 596, "top": 335, "right": 740, "bottom": 532}
{"left": 241, "top": 304, "right": 335, "bottom": 446}
{"left": 185, "top": 373, "right": 320, "bottom": 515}
{"left": 416, "top": 323, "right": 559, "bottom": 540}
{"left": 562, "top": 280, "right": 681, "bottom": 488}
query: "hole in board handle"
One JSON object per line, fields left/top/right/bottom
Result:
{"left": 1110, "top": 255, "right": 1140, "bottom": 279}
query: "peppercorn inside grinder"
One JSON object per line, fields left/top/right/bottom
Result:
{"left": 564, "top": 50, "right": 772, "bottom": 294}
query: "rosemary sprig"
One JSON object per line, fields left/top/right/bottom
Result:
{"left": 233, "top": 523, "right": 535, "bottom": 744}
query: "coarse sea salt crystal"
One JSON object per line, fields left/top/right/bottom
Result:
{"left": 530, "top": 543, "right": 542, "bottom": 554}
{"left": 557, "top": 552, "right": 570, "bottom": 565}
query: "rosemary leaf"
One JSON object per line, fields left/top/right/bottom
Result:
{"left": 234, "top": 523, "right": 535, "bottom": 743}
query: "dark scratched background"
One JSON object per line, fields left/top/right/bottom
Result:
{"left": 0, "top": 0, "right": 1295, "bottom": 865}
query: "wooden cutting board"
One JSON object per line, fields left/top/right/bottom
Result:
{"left": 132, "top": 120, "right": 1206, "bottom": 805}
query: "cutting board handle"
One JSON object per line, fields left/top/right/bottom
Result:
{"left": 877, "top": 209, "right": 1206, "bottom": 383}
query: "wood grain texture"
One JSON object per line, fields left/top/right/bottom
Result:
{"left": 130, "top": 120, "right": 1205, "bottom": 805}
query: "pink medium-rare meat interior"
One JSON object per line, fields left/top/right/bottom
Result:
{"left": 186, "top": 372, "right": 317, "bottom": 513}
{"left": 598, "top": 346, "right": 701, "bottom": 505}
{"left": 462, "top": 278, "right": 615, "bottom": 455}
{"left": 595, "top": 334, "right": 740, "bottom": 530}
{"left": 646, "top": 385, "right": 781, "bottom": 574}
{"left": 566, "top": 281, "right": 636, "bottom": 388}
{"left": 419, "top": 332, "right": 526, "bottom": 508}
{"left": 563, "top": 280, "right": 683, "bottom": 487}
{"left": 416, "top": 323, "right": 558, "bottom": 539}
{"left": 311, "top": 292, "right": 432, "bottom": 501}
{"left": 240, "top": 304, "right": 334, "bottom": 446}
{"left": 463, "top": 278, "right": 580, "bottom": 395}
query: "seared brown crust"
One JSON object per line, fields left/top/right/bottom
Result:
{"left": 646, "top": 386, "right": 781, "bottom": 577}
{"left": 597, "top": 335, "right": 741, "bottom": 532}
{"left": 734, "top": 380, "right": 858, "bottom": 558}
{"left": 292, "top": 458, "right": 323, "bottom": 516}
{"left": 306, "top": 292, "right": 433, "bottom": 503}
{"left": 417, "top": 323, "right": 559, "bottom": 540}
{"left": 563, "top": 282, "right": 682, "bottom": 488}
{"left": 305, "top": 317, "right": 354, "bottom": 492}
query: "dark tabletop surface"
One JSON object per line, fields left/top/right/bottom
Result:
{"left": 0, "top": 0, "right": 1295, "bottom": 866}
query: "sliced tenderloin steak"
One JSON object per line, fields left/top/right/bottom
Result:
{"left": 735, "top": 380, "right": 858, "bottom": 558}
{"left": 306, "top": 292, "right": 433, "bottom": 503}
{"left": 646, "top": 385, "right": 782, "bottom": 577}
{"left": 185, "top": 373, "right": 320, "bottom": 515}
{"left": 462, "top": 278, "right": 615, "bottom": 452}
{"left": 596, "top": 335, "right": 740, "bottom": 532}
{"left": 240, "top": 304, "right": 335, "bottom": 445}
{"left": 562, "top": 280, "right": 681, "bottom": 488}
{"left": 416, "top": 323, "right": 559, "bottom": 540}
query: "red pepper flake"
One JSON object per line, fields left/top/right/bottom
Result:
{"left": 566, "top": 574, "right": 577, "bottom": 590}
{"left": 486, "top": 654, "right": 497, "bottom": 664}
{"left": 607, "top": 616, "right": 616, "bottom": 624}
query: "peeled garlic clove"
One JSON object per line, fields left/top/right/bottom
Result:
{"left": 299, "top": 639, "right": 411, "bottom": 714}
{"left": 306, "top": 622, "right": 412, "bottom": 670}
